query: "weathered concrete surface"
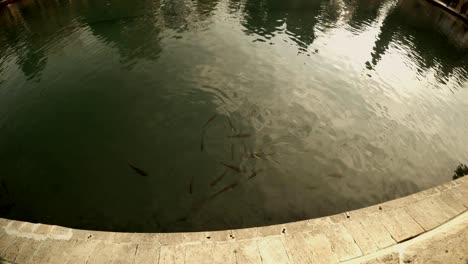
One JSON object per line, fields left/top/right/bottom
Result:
{"left": 0, "top": 176, "right": 466, "bottom": 263}
{"left": 344, "top": 208, "right": 468, "bottom": 264}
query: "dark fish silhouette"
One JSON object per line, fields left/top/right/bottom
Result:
{"left": 189, "top": 175, "right": 194, "bottom": 194}
{"left": 183, "top": 197, "right": 210, "bottom": 219}
{"left": 203, "top": 114, "right": 218, "bottom": 128}
{"left": 228, "top": 133, "right": 251, "bottom": 138}
{"left": 200, "top": 130, "right": 206, "bottom": 152}
{"left": 128, "top": 163, "right": 148, "bottom": 176}
{"left": 248, "top": 170, "right": 262, "bottom": 180}
{"left": 210, "top": 169, "right": 228, "bottom": 187}
{"left": 208, "top": 182, "right": 238, "bottom": 200}
{"left": 249, "top": 152, "right": 276, "bottom": 159}
{"left": 327, "top": 172, "right": 344, "bottom": 179}
{"left": 175, "top": 216, "right": 188, "bottom": 223}
{"left": 220, "top": 162, "right": 242, "bottom": 173}
{"left": 227, "top": 116, "right": 236, "bottom": 131}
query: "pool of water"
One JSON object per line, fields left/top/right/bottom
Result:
{"left": 0, "top": 0, "right": 467, "bottom": 232}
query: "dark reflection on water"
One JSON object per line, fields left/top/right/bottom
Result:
{"left": 369, "top": 0, "right": 468, "bottom": 88}
{"left": 240, "top": 0, "right": 325, "bottom": 50}
{"left": 0, "top": 0, "right": 467, "bottom": 232}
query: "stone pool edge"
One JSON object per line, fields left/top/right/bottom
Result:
{"left": 0, "top": 176, "right": 467, "bottom": 263}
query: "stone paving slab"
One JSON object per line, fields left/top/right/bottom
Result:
{"left": 110, "top": 243, "right": 138, "bottom": 264}
{"left": 234, "top": 240, "right": 262, "bottom": 264}
{"left": 376, "top": 207, "right": 424, "bottom": 242}
{"left": 303, "top": 232, "right": 339, "bottom": 263}
{"left": 322, "top": 224, "right": 362, "bottom": 261}
{"left": 282, "top": 232, "right": 317, "bottom": 264}
{"left": 357, "top": 214, "right": 396, "bottom": 250}
{"left": 344, "top": 207, "right": 468, "bottom": 264}
{"left": 66, "top": 239, "right": 98, "bottom": 264}
{"left": 29, "top": 239, "right": 62, "bottom": 263}
{"left": 159, "top": 244, "right": 184, "bottom": 264}
{"left": 14, "top": 238, "right": 41, "bottom": 264}
{"left": 133, "top": 243, "right": 160, "bottom": 264}
{"left": 342, "top": 219, "right": 378, "bottom": 255}
{"left": 50, "top": 239, "right": 76, "bottom": 264}
{"left": 0, "top": 177, "right": 466, "bottom": 263}
{"left": 257, "top": 237, "right": 290, "bottom": 264}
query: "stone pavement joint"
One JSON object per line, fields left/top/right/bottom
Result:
{"left": 0, "top": 177, "right": 467, "bottom": 263}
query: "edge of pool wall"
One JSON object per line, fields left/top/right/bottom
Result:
{"left": 0, "top": 177, "right": 467, "bottom": 263}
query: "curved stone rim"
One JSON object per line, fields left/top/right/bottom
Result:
{"left": 0, "top": 176, "right": 467, "bottom": 263}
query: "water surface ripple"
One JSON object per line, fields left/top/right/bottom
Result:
{"left": 0, "top": 0, "right": 467, "bottom": 232}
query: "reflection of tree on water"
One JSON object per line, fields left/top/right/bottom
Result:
{"left": 78, "top": 0, "right": 163, "bottom": 68}
{"left": 160, "top": 0, "right": 191, "bottom": 31}
{"left": 193, "top": 0, "right": 221, "bottom": 18}
{"left": 239, "top": 0, "right": 327, "bottom": 50}
{"left": 0, "top": 0, "right": 226, "bottom": 74}
{"left": 159, "top": 0, "right": 221, "bottom": 31}
{"left": 0, "top": 3, "right": 49, "bottom": 81}
{"left": 0, "top": 0, "right": 93, "bottom": 79}
{"left": 346, "top": 0, "right": 386, "bottom": 32}
{"left": 16, "top": 48, "right": 47, "bottom": 81}
{"left": 3, "top": 0, "right": 466, "bottom": 82}
{"left": 367, "top": 0, "right": 468, "bottom": 87}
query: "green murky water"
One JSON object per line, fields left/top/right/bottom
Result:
{"left": 0, "top": 0, "right": 467, "bottom": 232}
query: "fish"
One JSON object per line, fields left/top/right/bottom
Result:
{"left": 249, "top": 152, "right": 276, "bottom": 159}
{"left": 268, "top": 157, "right": 280, "bottom": 165}
{"left": 200, "top": 131, "right": 206, "bottom": 152}
{"left": 227, "top": 116, "right": 236, "bottom": 131}
{"left": 247, "top": 170, "right": 262, "bottom": 180}
{"left": 228, "top": 133, "right": 251, "bottom": 138}
{"left": 175, "top": 216, "right": 188, "bottom": 222}
{"left": 203, "top": 114, "right": 218, "bottom": 128}
{"left": 210, "top": 169, "right": 228, "bottom": 187}
{"left": 220, "top": 162, "right": 242, "bottom": 173}
{"left": 181, "top": 196, "right": 211, "bottom": 221}
{"left": 128, "top": 163, "right": 148, "bottom": 177}
{"left": 208, "top": 182, "right": 238, "bottom": 200}
{"left": 189, "top": 175, "right": 194, "bottom": 194}
{"left": 327, "top": 172, "right": 344, "bottom": 179}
